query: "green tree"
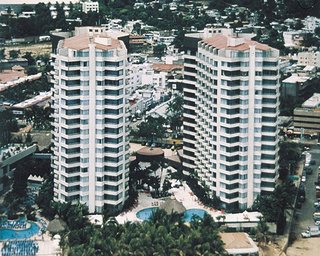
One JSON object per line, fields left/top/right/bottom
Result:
{"left": 0, "top": 110, "right": 18, "bottom": 145}
{"left": 153, "top": 44, "right": 166, "bottom": 58}
{"left": 0, "top": 48, "right": 5, "bottom": 60}
{"left": 20, "top": 4, "right": 34, "bottom": 12}
{"left": 9, "top": 49, "right": 20, "bottom": 59}
{"left": 137, "top": 115, "right": 166, "bottom": 142}
{"left": 255, "top": 217, "right": 270, "bottom": 246}
{"left": 302, "top": 33, "right": 320, "bottom": 47}
{"left": 23, "top": 52, "right": 36, "bottom": 66}
{"left": 166, "top": 93, "right": 183, "bottom": 134}
{"left": 252, "top": 180, "right": 296, "bottom": 234}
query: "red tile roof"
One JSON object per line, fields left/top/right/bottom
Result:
{"left": 202, "top": 34, "right": 270, "bottom": 51}
{"left": 0, "top": 70, "right": 26, "bottom": 84}
{"left": 152, "top": 64, "right": 183, "bottom": 72}
{"left": 62, "top": 34, "right": 122, "bottom": 51}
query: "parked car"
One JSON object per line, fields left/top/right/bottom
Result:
{"left": 310, "top": 160, "right": 316, "bottom": 165}
{"left": 301, "top": 226, "right": 320, "bottom": 238}
{"left": 314, "top": 199, "right": 320, "bottom": 208}
{"left": 298, "top": 195, "right": 306, "bottom": 203}
{"left": 305, "top": 167, "right": 313, "bottom": 175}
{"left": 296, "top": 201, "right": 302, "bottom": 209}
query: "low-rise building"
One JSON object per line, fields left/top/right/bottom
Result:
{"left": 0, "top": 144, "right": 37, "bottom": 194}
{"left": 303, "top": 16, "right": 320, "bottom": 33}
{"left": 82, "top": 0, "right": 99, "bottom": 13}
{"left": 297, "top": 51, "right": 320, "bottom": 68}
{"left": 0, "top": 58, "right": 28, "bottom": 70}
{"left": 294, "top": 93, "right": 320, "bottom": 133}
{"left": 18, "top": 11, "right": 36, "bottom": 18}
{"left": 220, "top": 232, "right": 259, "bottom": 256}
{"left": 283, "top": 31, "right": 304, "bottom": 48}
{"left": 281, "top": 75, "right": 312, "bottom": 101}
{"left": 0, "top": 71, "right": 41, "bottom": 93}
{"left": 12, "top": 91, "right": 51, "bottom": 109}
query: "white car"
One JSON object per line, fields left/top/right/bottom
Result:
{"left": 302, "top": 176, "right": 306, "bottom": 182}
{"left": 301, "top": 231, "right": 311, "bottom": 238}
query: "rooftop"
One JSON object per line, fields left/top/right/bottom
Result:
{"left": 302, "top": 93, "right": 320, "bottom": 108}
{"left": 13, "top": 91, "right": 52, "bottom": 109}
{"left": 152, "top": 63, "right": 183, "bottom": 72}
{"left": 282, "top": 75, "right": 310, "bottom": 83}
{"left": 137, "top": 147, "right": 164, "bottom": 157}
{"left": 62, "top": 34, "right": 122, "bottom": 51}
{"left": 202, "top": 34, "right": 270, "bottom": 51}
{"left": 220, "top": 232, "right": 258, "bottom": 254}
{"left": 0, "top": 70, "right": 26, "bottom": 85}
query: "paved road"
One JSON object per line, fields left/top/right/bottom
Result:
{"left": 130, "top": 98, "right": 173, "bottom": 131}
{"left": 287, "top": 145, "right": 320, "bottom": 256}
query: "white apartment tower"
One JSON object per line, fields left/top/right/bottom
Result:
{"left": 183, "top": 33, "right": 280, "bottom": 210}
{"left": 52, "top": 33, "right": 130, "bottom": 213}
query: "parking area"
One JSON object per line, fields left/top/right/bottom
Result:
{"left": 287, "top": 145, "right": 320, "bottom": 256}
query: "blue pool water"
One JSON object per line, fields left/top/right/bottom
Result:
{"left": 0, "top": 222, "right": 40, "bottom": 241}
{"left": 183, "top": 209, "right": 207, "bottom": 222}
{"left": 136, "top": 207, "right": 158, "bottom": 221}
{"left": 136, "top": 207, "right": 208, "bottom": 222}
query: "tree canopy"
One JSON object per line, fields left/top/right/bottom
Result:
{"left": 136, "top": 115, "right": 166, "bottom": 142}
{"left": 64, "top": 209, "right": 226, "bottom": 256}
{"left": 166, "top": 93, "right": 183, "bottom": 133}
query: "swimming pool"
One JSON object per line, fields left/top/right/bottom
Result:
{"left": 0, "top": 222, "right": 40, "bottom": 241}
{"left": 183, "top": 209, "right": 207, "bottom": 222}
{"left": 136, "top": 207, "right": 208, "bottom": 222}
{"left": 136, "top": 207, "right": 158, "bottom": 221}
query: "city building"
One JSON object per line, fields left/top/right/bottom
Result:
{"left": 183, "top": 31, "right": 280, "bottom": 210}
{"left": 294, "top": 93, "right": 320, "bottom": 134}
{"left": 52, "top": 31, "right": 130, "bottom": 213}
{"left": 0, "top": 144, "right": 37, "bottom": 194}
{"left": 303, "top": 16, "right": 320, "bottom": 33}
{"left": 281, "top": 75, "right": 311, "bottom": 101}
{"left": 82, "top": 0, "right": 99, "bottom": 14}
{"left": 297, "top": 51, "right": 320, "bottom": 68}
{"left": 220, "top": 232, "right": 259, "bottom": 256}
{"left": 283, "top": 31, "right": 304, "bottom": 48}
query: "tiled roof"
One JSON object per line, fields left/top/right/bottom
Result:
{"left": 202, "top": 34, "right": 270, "bottom": 51}
{"left": 62, "top": 34, "right": 122, "bottom": 51}
{"left": 152, "top": 64, "right": 183, "bottom": 72}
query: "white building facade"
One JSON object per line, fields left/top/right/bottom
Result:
{"left": 297, "top": 51, "right": 320, "bottom": 68}
{"left": 52, "top": 33, "right": 130, "bottom": 213}
{"left": 183, "top": 34, "right": 280, "bottom": 210}
{"left": 82, "top": 0, "right": 99, "bottom": 14}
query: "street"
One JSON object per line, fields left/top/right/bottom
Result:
{"left": 286, "top": 145, "right": 320, "bottom": 256}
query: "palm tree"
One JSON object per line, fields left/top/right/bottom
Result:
{"left": 256, "top": 217, "right": 270, "bottom": 246}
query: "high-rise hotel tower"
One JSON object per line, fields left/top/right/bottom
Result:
{"left": 183, "top": 31, "right": 280, "bottom": 210}
{"left": 52, "top": 32, "right": 130, "bottom": 213}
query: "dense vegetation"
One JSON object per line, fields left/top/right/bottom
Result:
{"left": 61, "top": 208, "right": 226, "bottom": 256}
{"left": 252, "top": 142, "right": 301, "bottom": 234}
{"left": 0, "top": 2, "right": 105, "bottom": 38}
{"left": 1, "top": 156, "right": 51, "bottom": 219}
{"left": 0, "top": 110, "right": 18, "bottom": 145}
{"left": 33, "top": 171, "right": 227, "bottom": 256}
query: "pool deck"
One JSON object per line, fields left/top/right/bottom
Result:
{"left": 116, "top": 182, "right": 263, "bottom": 226}
{"left": 116, "top": 181, "right": 224, "bottom": 224}
{"left": 0, "top": 218, "right": 62, "bottom": 256}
